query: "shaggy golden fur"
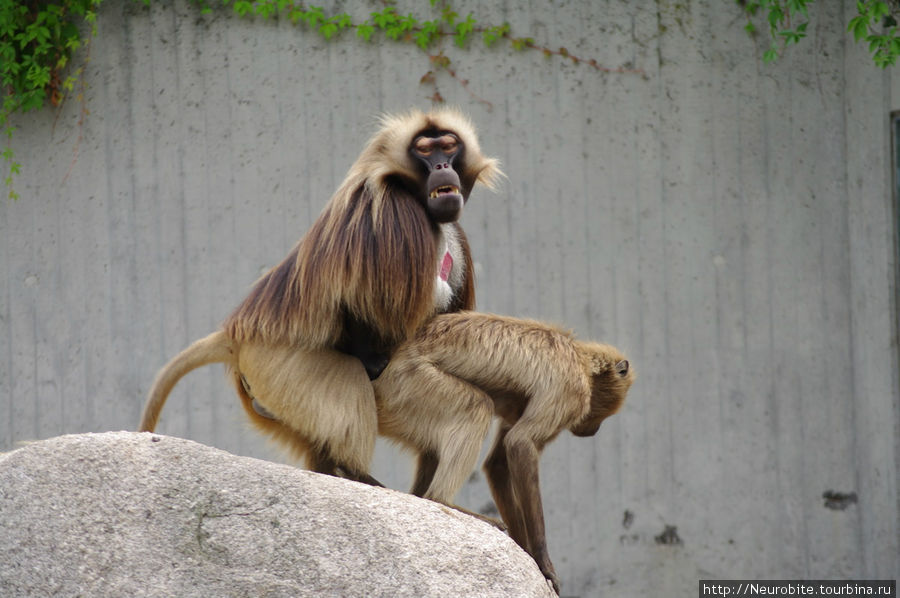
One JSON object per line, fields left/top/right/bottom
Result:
{"left": 373, "top": 311, "right": 635, "bottom": 592}
{"left": 224, "top": 107, "right": 499, "bottom": 349}
{"left": 140, "top": 108, "right": 500, "bottom": 483}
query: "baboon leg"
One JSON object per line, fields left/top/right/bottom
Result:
{"left": 422, "top": 397, "right": 493, "bottom": 505}
{"left": 235, "top": 370, "right": 315, "bottom": 464}
{"left": 379, "top": 355, "right": 493, "bottom": 505}
{"left": 502, "top": 419, "right": 559, "bottom": 594}
{"left": 410, "top": 450, "right": 503, "bottom": 529}
{"left": 345, "top": 471, "right": 385, "bottom": 487}
{"left": 379, "top": 361, "right": 500, "bottom": 528}
{"left": 483, "top": 422, "right": 529, "bottom": 547}
{"left": 305, "top": 448, "right": 338, "bottom": 476}
{"left": 238, "top": 344, "right": 379, "bottom": 479}
{"left": 411, "top": 450, "right": 439, "bottom": 497}
{"left": 411, "top": 452, "right": 503, "bottom": 529}
{"left": 304, "top": 445, "right": 384, "bottom": 487}
{"left": 335, "top": 458, "right": 385, "bottom": 487}
{"left": 419, "top": 380, "right": 498, "bottom": 529}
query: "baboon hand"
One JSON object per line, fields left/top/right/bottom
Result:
{"left": 542, "top": 567, "right": 560, "bottom": 595}
{"left": 440, "top": 502, "right": 508, "bottom": 532}
{"left": 475, "top": 513, "right": 507, "bottom": 532}
{"left": 363, "top": 354, "right": 390, "bottom": 380}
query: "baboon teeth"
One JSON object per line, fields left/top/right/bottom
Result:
{"left": 429, "top": 186, "right": 459, "bottom": 199}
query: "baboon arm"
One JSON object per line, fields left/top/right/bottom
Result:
{"left": 504, "top": 429, "right": 559, "bottom": 594}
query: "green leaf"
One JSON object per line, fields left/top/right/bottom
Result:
{"left": 319, "top": 22, "right": 338, "bottom": 40}
{"left": 414, "top": 30, "right": 431, "bottom": 49}
{"left": 890, "top": 36, "right": 900, "bottom": 55}
{"left": 256, "top": 2, "right": 275, "bottom": 19}
{"left": 483, "top": 23, "right": 509, "bottom": 47}
{"left": 778, "top": 28, "right": 805, "bottom": 46}
{"left": 356, "top": 23, "right": 375, "bottom": 41}
{"left": 26, "top": 64, "right": 51, "bottom": 88}
{"left": 372, "top": 7, "right": 397, "bottom": 29}
{"left": 454, "top": 13, "right": 476, "bottom": 48}
{"left": 333, "top": 14, "right": 353, "bottom": 30}
{"left": 441, "top": 7, "right": 457, "bottom": 25}
{"left": 303, "top": 6, "right": 326, "bottom": 27}
{"left": 869, "top": 36, "right": 884, "bottom": 53}
{"left": 872, "top": 1, "right": 890, "bottom": 20}
{"left": 412, "top": 19, "right": 440, "bottom": 48}
{"left": 767, "top": 5, "right": 784, "bottom": 29}
{"left": 511, "top": 37, "right": 533, "bottom": 51}
{"left": 794, "top": 0, "right": 810, "bottom": 19}
{"left": 849, "top": 17, "right": 869, "bottom": 42}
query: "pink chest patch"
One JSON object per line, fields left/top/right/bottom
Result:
{"left": 439, "top": 251, "right": 453, "bottom": 281}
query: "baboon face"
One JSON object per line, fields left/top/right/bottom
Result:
{"left": 410, "top": 130, "right": 467, "bottom": 223}
{"left": 570, "top": 358, "right": 633, "bottom": 437}
{"left": 369, "top": 108, "right": 498, "bottom": 225}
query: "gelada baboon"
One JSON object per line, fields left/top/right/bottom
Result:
{"left": 373, "top": 311, "right": 635, "bottom": 593}
{"left": 139, "top": 108, "right": 501, "bottom": 484}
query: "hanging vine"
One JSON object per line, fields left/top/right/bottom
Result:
{"left": 0, "top": 1, "right": 649, "bottom": 199}
{"left": 17, "top": 2, "right": 900, "bottom": 200}
{"left": 1, "top": 0, "right": 100, "bottom": 199}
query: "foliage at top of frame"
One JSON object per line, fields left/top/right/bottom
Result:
{"left": 739, "top": 0, "right": 900, "bottom": 67}
{"left": 0, "top": 0, "right": 641, "bottom": 199}
{"left": 4, "top": 0, "right": 900, "bottom": 200}
{"left": 0, "top": 0, "right": 100, "bottom": 198}
{"left": 180, "top": 0, "right": 523, "bottom": 50}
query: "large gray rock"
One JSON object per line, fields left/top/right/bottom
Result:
{"left": 0, "top": 432, "right": 555, "bottom": 598}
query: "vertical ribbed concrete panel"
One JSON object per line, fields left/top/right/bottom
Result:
{"left": 1, "top": 2, "right": 897, "bottom": 595}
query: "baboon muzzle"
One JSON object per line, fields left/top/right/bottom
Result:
{"left": 413, "top": 134, "right": 465, "bottom": 223}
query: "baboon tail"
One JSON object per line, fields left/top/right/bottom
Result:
{"left": 138, "top": 330, "right": 233, "bottom": 432}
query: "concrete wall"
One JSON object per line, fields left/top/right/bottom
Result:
{"left": 1, "top": 1, "right": 898, "bottom": 595}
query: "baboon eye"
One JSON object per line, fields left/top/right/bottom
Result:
{"left": 615, "top": 360, "right": 629, "bottom": 376}
{"left": 413, "top": 137, "right": 433, "bottom": 156}
{"left": 439, "top": 135, "right": 458, "bottom": 154}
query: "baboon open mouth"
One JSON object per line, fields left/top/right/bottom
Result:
{"left": 429, "top": 185, "right": 460, "bottom": 199}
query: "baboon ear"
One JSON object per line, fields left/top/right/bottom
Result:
{"left": 615, "top": 359, "right": 629, "bottom": 377}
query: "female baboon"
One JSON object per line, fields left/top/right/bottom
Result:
{"left": 373, "top": 311, "right": 635, "bottom": 593}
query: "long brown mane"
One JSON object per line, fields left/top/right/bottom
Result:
{"left": 225, "top": 182, "right": 437, "bottom": 348}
